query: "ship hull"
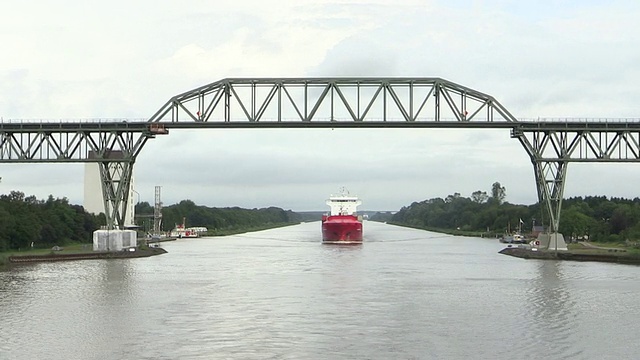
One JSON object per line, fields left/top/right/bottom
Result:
{"left": 322, "top": 215, "right": 363, "bottom": 244}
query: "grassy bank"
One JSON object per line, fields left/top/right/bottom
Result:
{"left": 1, "top": 243, "right": 92, "bottom": 270}
{"left": 567, "top": 241, "right": 637, "bottom": 253}
{"left": 386, "top": 221, "right": 503, "bottom": 239}
{"left": 1, "top": 243, "right": 93, "bottom": 257}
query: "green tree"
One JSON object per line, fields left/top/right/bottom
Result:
{"left": 559, "top": 206, "right": 593, "bottom": 240}
{"left": 0, "top": 191, "right": 102, "bottom": 251}
{"left": 471, "top": 190, "right": 489, "bottom": 204}
{"left": 389, "top": 191, "right": 640, "bottom": 245}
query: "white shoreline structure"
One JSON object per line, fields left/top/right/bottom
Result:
{"left": 93, "top": 230, "right": 137, "bottom": 251}
{"left": 530, "top": 233, "right": 568, "bottom": 251}
{"left": 169, "top": 226, "right": 207, "bottom": 238}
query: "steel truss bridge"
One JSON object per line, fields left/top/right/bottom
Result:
{"left": 2, "top": 77, "right": 639, "bottom": 239}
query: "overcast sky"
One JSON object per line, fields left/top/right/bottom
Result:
{"left": 2, "top": 0, "right": 640, "bottom": 211}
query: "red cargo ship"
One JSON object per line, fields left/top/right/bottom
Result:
{"left": 322, "top": 188, "right": 363, "bottom": 244}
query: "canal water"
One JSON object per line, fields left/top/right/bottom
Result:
{"left": 2, "top": 221, "right": 640, "bottom": 359}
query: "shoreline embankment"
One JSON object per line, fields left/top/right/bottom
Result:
{"left": 499, "top": 246, "right": 640, "bottom": 265}
{"left": 7, "top": 247, "right": 167, "bottom": 264}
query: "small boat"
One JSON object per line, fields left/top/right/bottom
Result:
{"left": 499, "top": 219, "right": 527, "bottom": 244}
{"left": 500, "top": 233, "right": 528, "bottom": 244}
{"left": 170, "top": 217, "right": 200, "bottom": 239}
{"left": 322, "top": 188, "right": 363, "bottom": 244}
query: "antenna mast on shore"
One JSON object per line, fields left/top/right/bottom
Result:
{"left": 153, "top": 186, "right": 163, "bottom": 235}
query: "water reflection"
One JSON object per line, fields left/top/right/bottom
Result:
{"left": 520, "top": 260, "right": 581, "bottom": 359}
{"left": 0, "top": 270, "right": 26, "bottom": 294}
{"left": 3, "top": 223, "right": 640, "bottom": 359}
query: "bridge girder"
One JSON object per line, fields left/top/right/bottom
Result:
{"left": 0, "top": 123, "right": 158, "bottom": 162}
{"left": 149, "top": 77, "right": 519, "bottom": 124}
{"left": 514, "top": 126, "right": 640, "bottom": 162}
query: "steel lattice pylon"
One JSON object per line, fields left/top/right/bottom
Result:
{"left": 98, "top": 161, "right": 135, "bottom": 230}
{"left": 513, "top": 123, "right": 640, "bottom": 234}
{"left": 153, "top": 185, "right": 163, "bottom": 236}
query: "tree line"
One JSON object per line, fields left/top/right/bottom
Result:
{"left": 0, "top": 192, "right": 302, "bottom": 252}
{"left": 385, "top": 182, "right": 640, "bottom": 243}
{"left": 0, "top": 191, "right": 104, "bottom": 252}
{"left": 135, "top": 200, "right": 301, "bottom": 235}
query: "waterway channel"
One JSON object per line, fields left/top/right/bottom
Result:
{"left": 2, "top": 221, "right": 640, "bottom": 359}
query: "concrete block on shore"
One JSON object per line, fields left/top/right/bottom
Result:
{"left": 535, "top": 232, "right": 568, "bottom": 251}
{"left": 93, "top": 230, "right": 137, "bottom": 251}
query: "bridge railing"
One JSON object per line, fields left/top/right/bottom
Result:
{"left": 4, "top": 117, "right": 640, "bottom": 124}
{"left": 0, "top": 118, "right": 148, "bottom": 124}
{"left": 518, "top": 118, "right": 640, "bottom": 123}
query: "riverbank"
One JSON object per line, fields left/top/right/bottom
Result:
{"left": 385, "top": 221, "right": 503, "bottom": 239}
{"left": 385, "top": 221, "right": 640, "bottom": 265}
{"left": 1, "top": 223, "right": 300, "bottom": 270}
{"left": 499, "top": 243, "right": 640, "bottom": 265}
{"left": 2, "top": 246, "right": 167, "bottom": 269}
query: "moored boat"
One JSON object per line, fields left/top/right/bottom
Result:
{"left": 500, "top": 233, "right": 527, "bottom": 244}
{"left": 499, "top": 219, "right": 527, "bottom": 244}
{"left": 170, "top": 217, "right": 204, "bottom": 238}
{"left": 322, "top": 188, "right": 363, "bottom": 244}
